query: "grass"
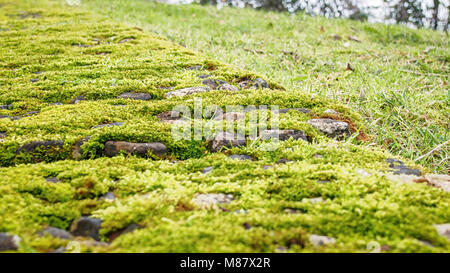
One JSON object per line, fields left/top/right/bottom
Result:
{"left": 0, "top": 0, "right": 449, "bottom": 253}
{"left": 83, "top": 0, "right": 449, "bottom": 173}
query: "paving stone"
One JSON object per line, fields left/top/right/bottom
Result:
{"left": 228, "top": 154, "right": 253, "bottom": 160}
{"left": 72, "top": 136, "right": 91, "bottom": 160}
{"left": 39, "top": 227, "right": 72, "bottom": 239}
{"left": 259, "top": 129, "right": 308, "bottom": 141}
{"left": 117, "top": 92, "right": 151, "bottom": 101}
{"left": 70, "top": 96, "right": 86, "bottom": 104}
{"left": 201, "top": 166, "right": 213, "bottom": 174}
{"left": 165, "top": 86, "right": 210, "bottom": 98}
{"left": 104, "top": 141, "right": 167, "bottom": 157}
{"left": 92, "top": 122, "right": 124, "bottom": 129}
{"left": 16, "top": 140, "right": 64, "bottom": 155}
{"left": 211, "top": 132, "right": 246, "bottom": 152}
{"left": 194, "top": 193, "right": 234, "bottom": 207}
{"left": 0, "top": 233, "right": 20, "bottom": 251}
{"left": 434, "top": 224, "right": 450, "bottom": 241}
{"left": 307, "top": 118, "right": 350, "bottom": 139}
{"left": 70, "top": 217, "right": 102, "bottom": 241}
{"left": 309, "top": 234, "right": 336, "bottom": 247}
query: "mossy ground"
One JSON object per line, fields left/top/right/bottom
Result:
{"left": 0, "top": 0, "right": 449, "bottom": 253}
{"left": 84, "top": 0, "right": 449, "bottom": 173}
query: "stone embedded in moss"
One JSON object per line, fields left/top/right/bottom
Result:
{"left": 228, "top": 154, "right": 253, "bottom": 160}
{"left": 72, "top": 136, "right": 91, "bottom": 160}
{"left": 92, "top": 122, "right": 124, "bottom": 129}
{"left": 211, "top": 132, "right": 246, "bottom": 152}
{"left": 157, "top": 111, "right": 183, "bottom": 123}
{"left": 16, "top": 140, "right": 64, "bottom": 155}
{"left": 165, "top": 86, "right": 210, "bottom": 98}
{"left": 187, "top": 65, "right": 203, "bottom": 70}
{"left": 323, "top": 109, "right": 339, "bottom": 115}
{"left": 434, "top": 224, "right": 450, "bottom": 241}
{"left": 0, "top": 233, "right": 20, "bottom": 252}
{"left": 118, "top": 37, "right": 135, "bottom": 44}
{"left": 259, "top": 129, "right": 307, "bottom": 142}
{"left": 275, "top": 108, "right": 311, "bottom": 114}
{"left": 194, "top": 193, "right": 234, "bottom": 208}
{"left": 307, "top": 118, "right": 350, "bottom": 139}
{"left": 45, "top": 177, "right": 60, "bottom": 183}
{"left": 70, "top": 96, "right": 86, "bottom": 104}
{"left": 424, "top": 174, "right": 450, "bottom": 192}
{"left": 70, "top": 217, "right": 102, "bottom": 241}
{"left": 202, "top": 166, "right": 213, "bottom": 174}
{"left": 39, "top": 227, "right": 72, "bottom": 239}
{"left": 104, "top": 141, "right": 167, "bottom": 157}
{"left": 117, "top": 92, "right": 152, "bottom": 101}
{"left": 387, "top": 159, "right": 421, "bottom": 176}
{"left": 0, "top": 132, "right": 6, "bottom": 138}
{"left": 239, "top": 78, "right": 269, "bottom": 89}
{"left": 0, "top": 104, "right": 12, "bottom": 110}
{"left": 309, "top": 234, "right": 336, "bottom": 247}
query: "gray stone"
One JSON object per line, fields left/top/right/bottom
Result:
{"left": 30, "top": 78, "right": 38, "bottom": 83}
{"left": 0, "top": 233, "right": 20, "bottom": 251}
{"left": 45, "top": 177, "right": 60, "bottom": 183}
{"left": 211, "top": 132, "right": 246, "bottom": 152}
{"left": 72, "top": 136, "right": 91, "bottom": 160}
{"left": 202, "top": 79, "right": 238, "bottom": 91}
{"left": 277, "top": 158, "right": 293, "bottom": 164}
{"left": 16, "top": 140, "right": 64, "bottom": 155}
{"left": 307, "top": 118, "right": 350, "bottom": 139}
{"left": 102, "top": 192, "right": 116, "bottom": 200}
{"left": 70, "top": 96, "right": 85, "bottom": 104}
{"left": 165, "top": 86, "right": 210, "bottom": 98}
{"left": 187, "top": 65, "right": 202, "bottom": 70}
{"left": 424, "top": 174, "right": 450, "bottom": 193}
{"left": 202, "top": 79, "right": 227, "bottom": 89}
{"left": 194, "top": 193, "right": 234, "bottom": 207}
{"left": 323, "top": 109, "right": 339, "bottom": 115}
{"left": 198, "top": 74, "right": 212, "bottom": 79}
{"left": 317, "top": 180, "right": 330, "bottom": 184}
{"left": 117, "top": 92, "right": 151, "bottom": 101}
{"left": 92, "top": 122, "right": 124, "bottom": 129}
{"left": 284, "top": 208, "right": 302, "bottom": 214}
{"left": 239, "top": 78, "right": 269, "bottom": 89}
{"left": 387, "top": 159, "right": 421, "bottom": 176}
{"left": 118, "top": 38, "right": 134, "bottom": 44}
{"left": 275, "top": 108, "right": 311, "bottom": 114}
{"left": 218, "top": 83, "right": 239, "bottom": 91}
{"left": 434, "top": 224, "right": 450, "bottom": 241}
{"left": 309, "top": 234, "right": 336, "bottom": 247}
{"left": 253, "top": 78, "right": 269, "bottom": 89}
{"left": 104, "top": 141, "right": 167, "bottom": 157}
{"left": 70, "top": 217, "right": 102, "bottom": 241}
{"left": 0, "top": 104, "right": 12, "bottom": 110}
{"left": 50, "top": 102, "right": 64, "bottom": 106}
{"left": 228, "top": 154, "right": 253, "bottom": 161}
{"left": 202, "top": 166, "right": 213, "bottom": 174}
{"left": 0, "top": 132, "right": 6, "bottom": 138}
{"left": 39, "top": 227, "right": 72, "bottom": 239}
{"left": 157, "top": 111, "right": 183, "bottom": 123}
{"left": 305, "top": 197, "right": 324, "bottom": 203}
{"left": 259, "top": 129, "right": 307, "bottom": 142}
